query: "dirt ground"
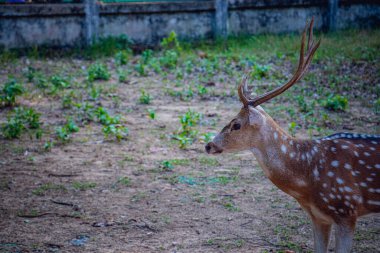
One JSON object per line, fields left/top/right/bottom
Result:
{"left": 1, "top": 33, "right": 380, "bottom": 253}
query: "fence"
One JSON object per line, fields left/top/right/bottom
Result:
{"left": 0, "top": 0, "right": 379, "bottom": 49}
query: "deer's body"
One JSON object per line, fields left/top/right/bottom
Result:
{"left": 205, "top": 19, "right": 380, "bottom": 252}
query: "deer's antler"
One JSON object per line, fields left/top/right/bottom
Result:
{"left": 239, "top": 17, "right": 321, "bottom": 108}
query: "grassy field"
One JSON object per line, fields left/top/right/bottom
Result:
{"left": 0, "top": 29, "right": 379, "bottom": 252}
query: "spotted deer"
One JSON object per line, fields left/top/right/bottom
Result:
{"left": 205, "top": 18, "right": 380, "bottom": 253}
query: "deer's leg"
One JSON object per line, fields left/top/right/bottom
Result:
{"left": 335, "top": 220, "right": 356, "bottom": 253}
{"left": 311, "top": 218, "right": 332, "bottom": 253}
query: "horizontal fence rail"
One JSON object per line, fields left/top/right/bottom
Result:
{"left": 0, "top": 0, "right": 379, "bottom": 49}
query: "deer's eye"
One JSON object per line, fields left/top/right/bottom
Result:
{"left": 231, "top": 123, "right": 241, "bottom": 131}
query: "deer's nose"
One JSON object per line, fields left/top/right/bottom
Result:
{"left": 205, "top": 142, "right": 223, "bottom": 154}
{"left": 205, "top": 143, "right": 212, "bottom": 153}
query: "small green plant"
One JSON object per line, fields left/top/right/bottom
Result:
{"left": 1, "top": 117, "right": 24, "bottom": 139}
{"left": 135, "top": 62, "right": 147, "bottom": 76}
{"left": 117, "top": 176, "right": 131, "bottom": 186}
{"left": 118, "top": 70, "right": 128, "bottom": 83}
{"left": 33, "top": 72, "right": 49, "bottom": 89}
{"left": 288, "top": 121, "right": 298, "bottom": 137}
{"left": 159, "top": 50, "right": 179, "bottom": 69}
{"left": 161, "top": 31, "right": 182, "bottom": 52}
{"left": 147, "top": 108, "right": 156, "bottom": 120}
{"left": 44, "top": 140, "right": 54, "bottom": 151}
{"left": 197, "top": 84, "right": 208, "bottom": 97}
{"left": 87, "top": 63, "right": 111, "bottom": 81}
{"left": 25, "top": 67, "right": 37, "bottom": 82}
{"left": 199, "top": 132, "right": 215, "bottom": 143}
{"left": 251, "top": 64, "right": 270, "bottom": 79}
{"left": 114, "top": 50, "right": 129, "bottom": 65}
{"left": 322, "top": 94, "right": 348, "bottom": 111}
{"left": 65, "top": 118, "right": 80, "bottom": 133}
{"left": 173, "top": 109, "right": 201, "bottom": 149}
{"left": 0, "top": 79, "right": 24, "bottom": 107}
{"left": 139, "top": 89, "right": 152, "bottom": 104}
{"left": 51, "top": 75, "right": 70, "bottom": 90}
{"left": 62, "top": 91, "right": 75, "bottom": 109}
{"left": 32, "top": 183, "right": 66, "bottom": 196}
{"left": 141, "top": 49, "right": 153, "bottom": 64}
{"left": 160, "top": 160, "right": 174, "bottom": 171}
{"left": 90, "top": 86, "right": 102, "bottom": 100}
{"left": 55, "top": 126, "right": 70, "bottom": 142}
{"left": 55, "top": 118, "right": 79, "bottom": 142}
{"left": 102, "top": 124, "right": 129, "bottom": 141}
{"left": 1, "top": 107, "right": 42, "bottom": 139}
{"left": 72, "top": 181, "right": 96, "bottom": 191}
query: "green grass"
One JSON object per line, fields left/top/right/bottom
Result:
{"left": 72, "top": 181, "right": 97, "bottom": 191}
{"left": 32, "top": 183, "right": 67, "bottom": 196}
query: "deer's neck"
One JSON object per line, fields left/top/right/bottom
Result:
{"left": 250, "top": 117, "right": 313, "bottom": 197}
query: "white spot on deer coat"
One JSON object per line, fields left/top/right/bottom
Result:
{"left": 336, "top": 178, "right": 344, "bottom": 184}
{"left": 344, "top": 163, "right": 352, "bottom": 170}
{"left": 368, "top": 200, "right": 380, "bottom": 206}
{"left": 331, "top": 160, "right": 339, "bottom": 167}
{"left": 281, "top": 144, "right": 287, "bottom": 154}
{"left": 327, "top": 171, "right": 334, "bottom": 177}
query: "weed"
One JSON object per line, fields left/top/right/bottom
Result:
{"left": 55, "top": 126, "right": 70, "bottom": 142}
{"left": 197, "top": 84, "right": 208, "bottom": 97}
{"left": 1, "top": 107, "right": 42, "bottom": 139}
{"left": 199, "top": 132, "right": 215, "bottom": 143}
{"left": 322, "top": 94, "right": 348, "bottom": 111}
{"left": 44, "top": 140, "right": 54, "bottom": 151}
{"left": 250, "top": 64, "right": 270, "bottom": 79}
{"left": 223, "top": 201, "right": 239, "bottom": 212}
{"left": 72, "top": 181, "right": 96, "bottom": 191}
{"left": 147, "top": 108, "right": 156, "bottom": 119}
{"left": 102, "top": 124, "right": 129, "bottom": 141}
{"left": 65, "top": 118, "right": 80, "bottom": 133}
{"left": 90, "top": 86, "right": 102, "bottom": 100}
{"left": 62, "top": 91, "right": 76, "bottom": 109}
{"left": 0, "top": 79, "right": 24, "bottom": 107}
{"left": 173, "top": 109, "right": 201, "bottom": 149}
{"left": 32, "top": 183, "right": 66, "bottom": 196}
{"left": 51, "top": 75, "right": 70, "bottom": 90}
{"left": 139, "top": 89, "right": 152, "bottom": 104}
{"left": 160, "top": 160, "right": 174, "bottom": 171}
{"left": 118, "top": 70, "right": 129, "bottom": 83}
{"left": 161, "top": 31, "right": 182, "bottom": 52}
{"left": 117, "top": 176, "right": 131, "bottom": 186}
{"left": 141, "top": 49, "right": 153, "bottom": 64}
{"left": 166, "top": 158, "right": 190, "bottom": 166}
{"left": 114, "top": 50, "right": 129, "bottom": 65}
{"left": 135, "top": 61, "right": 147, "bottom": 76}
{"left": 288, "top": 122, "right": 298, "bottom": 137}
{"left": 33, "top": 72, "right": 49, "bottom": 89}
{"left": 198, "top": 156, "right": 219, "bottom": 166}
{"left": 87, "top": 63, "right": 111, "bottom": 81}
{"left": 159, "top": 50, "right": 179, "bottom": 69}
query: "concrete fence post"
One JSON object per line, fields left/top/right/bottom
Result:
{"left": 84, "top": 0, "right": 99, "bottom": 45}
{"left": 214, "top": 0, "right": 228, "bottom": 40}
{"left": 328, "top": 0, "right": 338, "bottom": 31}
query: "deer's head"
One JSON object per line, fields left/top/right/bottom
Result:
{"left": 206, "top": 18, "right": 320, "bottom": 154}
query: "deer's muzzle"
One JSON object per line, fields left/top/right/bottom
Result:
{"left": 205, "top": 142, "right": 223, "bottom": 154}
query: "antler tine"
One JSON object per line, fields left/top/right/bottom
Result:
{"left": 307, "top": 17, "right": 314, "bottom": 52}
{"left": 238, "top": 74, "right": 250, "bottom": 107}
{"left": 240, "top": 18, "right": 320, "bottom": 108}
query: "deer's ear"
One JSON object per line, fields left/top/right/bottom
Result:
{"left": 248, "top": 106, "right": 264, "bottom": 127}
